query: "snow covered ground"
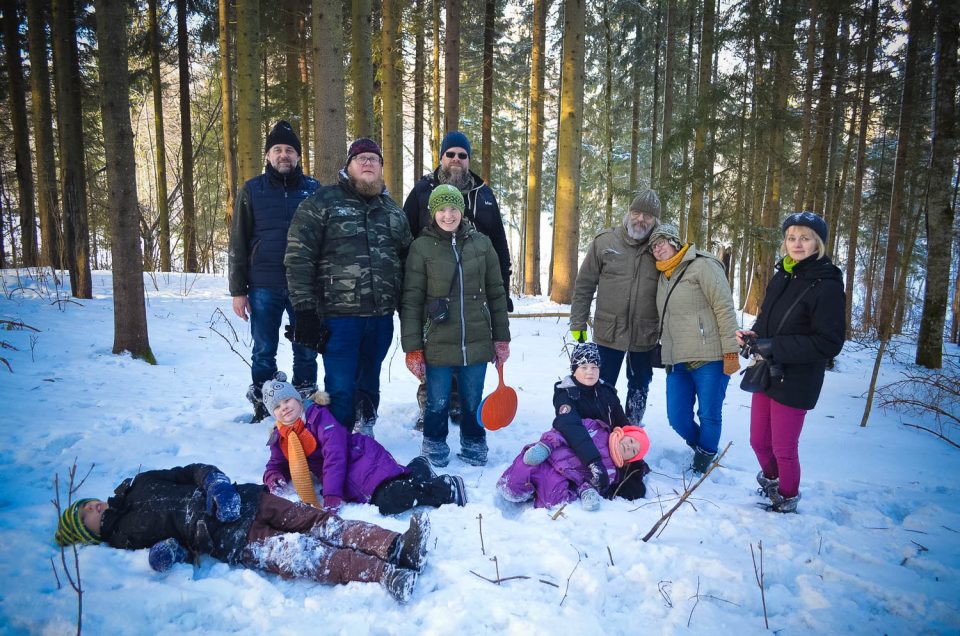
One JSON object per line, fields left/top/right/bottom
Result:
{"left": 0, "top": 270, "right": 957, "bottom": 635}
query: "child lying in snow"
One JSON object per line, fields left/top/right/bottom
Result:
{"left": 498, "top": 419, "right": 649, "bottom": 510}
{"left": 261, "top": 376, "right": 466, "bottom": 515}
{"left": 54, "top": 463, "right": 427, "bottom": 603}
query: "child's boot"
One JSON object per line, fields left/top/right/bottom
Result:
{"left": 394, "top": 512, "right": 431, "bottom": 571}
{"left": 381, "top": 564, "right": 418, "bottom": 603}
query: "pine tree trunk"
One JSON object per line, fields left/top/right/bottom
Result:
{"left": 915, "top": 0, "right": 958, "bottom": 367}
{"left": 481, "top": 0, "right": 495, "bottom": 183}
{"left": 3, "top": 0, "right": 37, "bottom": 266}
{"left": 51, "top": 0, "right": 91, "bottom": 298}
{"left": 235, "top": 0, "right": 262, "bottom": 183}
{"left": 845, "top": 0, "right": 879, "bottom": 332}
{"left": 603, "top": 0, "right": 613, "bottom": 227}
{"left": 413, "top": 0, "right": 425, "bottom": 181}
{"left": 219, "top": 0, "right": 237, "bottom": 225}
{"left": 550, "top": 0, "right": 585, "bottom": 304}
{"left": 351, "top": 0, "right": 373, "bottom": 138}
{"left": 686, "top": 0, "right": 715, "bottom": 245}
{"left": 444, "top": 0, "right": 461, "bottom": 133}
{"left": 677, "top": 3, "right": 696, "bottom": 234}
{"left": 523, "top": 0, "right": 547, "bottom": 296}
{"left": 284, "top": 1, "right": 300, "bottom": 124}
{"left": 877, "top": 0, "right": 925, "bottom": 339}
{"left": 26, "top": 0, "right": 61, "bottom": 269}
{"left": 380, "top": 0, "right": 402, "bottom": 197}
{"left": 178, "top": 0, "right": 198, "bottom": 272}
{"left": 148, "top": 0, "right": 170, "bottom": 271}
{"left": 432, "top": 0, "right": 441, "bottom": 164}
{"left": 822, "top": 15, "right": 850, "bottom": 245}
{"left": 658, "top": 0, "right": 676, "bottom": 188}
{"left": 312, "top": 0, "right": 347, "bottom": 183}
{"left": 298, "top": 13, "right": 311, "bottom": 175}
{"left": 793, "top": 0, "right": 819, "bottom": 211}
{"left": 803, "top": 0, "right": 839, "bottom": 214}
{"left": 647, "top": 0, "right": 660, "bottom": 190}
{"left": 94, "top": 0, "right": 154, "bottom": 363}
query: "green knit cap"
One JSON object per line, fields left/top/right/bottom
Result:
{"left": 428, "top": 184, "right": 465, "bottom": 215}
{"left": 55, "top": 499, "right": 102, "bottom": 547}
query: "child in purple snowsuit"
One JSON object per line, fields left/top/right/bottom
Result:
{"left": 261, "top": 378, "right": 466, "bottom": 515}
{"left": 498, "top": 419, "right": 649, "bottom": 510}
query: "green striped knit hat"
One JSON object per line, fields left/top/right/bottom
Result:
{"left": 428, "top": 184, "right": 465, "bottom": 215}
{"left": 55, "top": 499, "right": 102, "bottom": 546}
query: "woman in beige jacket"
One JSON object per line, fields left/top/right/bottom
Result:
{"left": 651, "top": 224, "right": 740, "bottom": 473}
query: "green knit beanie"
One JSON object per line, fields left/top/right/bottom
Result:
{"left": 55, "top": 499, "right": 102, "bottom": 546}
{"left": 428, "top": 184, "right": 465, "bottom": 215}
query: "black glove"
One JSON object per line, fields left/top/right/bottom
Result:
{"left": 506, "top": 297, "right": 514, "bottom": 313}
{"left": 285, "top": 310, "right": 331, "bottom": 353}
{"left": 587, "top": 460, "right": 610, "bottom": 493}
{"left": 753, "top": 338, "right": 775, "bottom": 360}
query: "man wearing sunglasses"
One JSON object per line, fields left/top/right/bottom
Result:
{"left": 284, "top": 138, "right": 413, "bottom": 437}
{"left": 402, "top": 131, "right": 513, "bottom": 430}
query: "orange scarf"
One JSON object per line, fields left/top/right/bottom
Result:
{"left": 655, "top": 244, "right": 690, "bottom": 278}
{"left": 277, "top": 419, "right": 320, "bottom": 507}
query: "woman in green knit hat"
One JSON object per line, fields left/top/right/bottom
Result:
{"left": 400, "top": 184, "right": 511, "bottom": 467}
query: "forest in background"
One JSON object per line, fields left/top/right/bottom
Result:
{"left": 0, "top": 0, "right": 957, "bottom": 369}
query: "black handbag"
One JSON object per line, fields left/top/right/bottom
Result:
{"left": 739, "top": 279, "right": 820, "bottom": 393}
{"left": 652, "top": 264, "right": 689, "bottom": 369}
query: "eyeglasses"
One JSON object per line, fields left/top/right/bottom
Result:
{"left": 353, "top": 155, "right": 380, "bottom": 166}
{"left": 629, "top": 210, "right": 656, "bottom": 222}
{"left": 444, "top": 151, "right": 468, "bottom": 160}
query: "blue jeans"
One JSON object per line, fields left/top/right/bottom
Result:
{"left": 666, "top": 360, "right": 729, "bottom": 454}
{"left": 423, "top": 363, "right": 487, "bottom": 444}
{"left": 322, "top": 315, "right": 394, "bottom": 430}
{"left": 596, "top": 344, "right": 653, "bottom": 425}
{"left": 249, "top": 287, "right": 317, "bottom": 387}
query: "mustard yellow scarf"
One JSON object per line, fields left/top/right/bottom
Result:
{"left": 656, "top": 244, "right": 690, "bottom": 278}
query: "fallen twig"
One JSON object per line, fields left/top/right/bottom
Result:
{"left": 50, "top": 557, "right": 61, "bottom": 589}
{"left": 658, "top": 580, "right": 673, "bottom": 607}
{"left": 539, "top": 579, "right": 559, "bottom": 588}
{"left": 607, "top": 545, "right": 614, "bottom": 566}
{"left": 477, "top": 513, "right": 485, "bottom": 556}
{"left": 750, "top": 541, "right": 769, "bottom": 630}
{"left": 550, "top": 503, "right": 567, "bottom": 521}
{"left": 642, "top": 442, "right": 732, "bottom": 542}
{"left": 901, "top": 423, "right": 960, "bottom": 449}
{"left": 687, "top": 577, "right": 701, "bottom": 628}
{"left": 559, "top": 545, "right": 583, "bottom": 607}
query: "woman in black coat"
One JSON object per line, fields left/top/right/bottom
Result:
{"left": 736, "top": 212, "right": 845, "bottom": 513}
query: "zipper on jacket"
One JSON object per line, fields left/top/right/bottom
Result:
{"left": 699, "top": 317, "right": 705, "bottom": 344}
{"left": 453, "top": 235, "right": 468, "bottom": 366}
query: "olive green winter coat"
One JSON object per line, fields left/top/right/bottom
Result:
{"left": 401, "top": 220, "right": 510, "bottom": 367}
{"left": 570, "top": 225, "right": 660, "bottom": 352}
{"left": 655, "top": 245, "right": 739, "bottom": 365}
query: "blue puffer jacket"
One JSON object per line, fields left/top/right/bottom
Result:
{"left": 228, "top": 163, "right": 320, "bottom": 295}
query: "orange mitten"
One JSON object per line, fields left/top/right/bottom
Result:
{"left": 405, "top": 350, "right": 426, "bottom": 380}
{"left": 723, "top": 352, "right": 740, "bottom": 376}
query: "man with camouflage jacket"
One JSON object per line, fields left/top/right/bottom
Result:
{"left": 284, "top": 138, "right": 413, "bottom": 436}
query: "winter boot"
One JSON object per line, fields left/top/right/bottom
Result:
{"left": 421, "top": 438, "right": 451, "bottom": 468}
{"left": 356, "top": 417, "right": 376, "bottom": 439}
{"left": 294, "top": 382, "right": 319, "bottom": 401}
{"left": 625, "top": 386, "right": 648, "bottom": 427}
{"left": 691, "top": 447, "right": 717, "bottom": 474}
{"left": 457, "top": 436, "right": 489, "bottom": 467}
{"left": 394, "top": 512, "right": 431, "bottom": 571}
{"left": 767, "top": 490, "right": 801, "bottom": 513}
{"left": 246, "top": 384, "right": 269, "bottom": 423}
{"left": 580, "top": 487, "right": 602, "bottom": 511}
{"left": 381, "top": 564, "right": 418, "bottom": 603}
{"left": 406, "top": 456, "right": 437, "bottom": 481}
{"left": 415, "top": 383, "right": 427, "bottom": 432}
{"left": 354, "top": 394, "right": 377, "bottom": 438}
{"left": 440, "top": 474, "right": 467, "bottom": 506}
{"left": 756, "top": 471, "right": 780, "bottom": 499}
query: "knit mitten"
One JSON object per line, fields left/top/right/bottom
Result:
{"left": 722, "top": 352, "right": 740, "bottom": 376}
{"left": 405, "top": 350, "right": 426, "bottom": 380}
{"left": 494, "top": 341, "right": 510, "bottom": 368}
{"left": 148, "top": 538, "right": 188, "bottom": 572}
{"left": 522, "top": 442, "right": 551, "bottom": 466}
{"left": 203, "top": 471, "right": 240, "bottom": 522}
{"left": 580, "top": 487, "right": 601, "bottom": 511}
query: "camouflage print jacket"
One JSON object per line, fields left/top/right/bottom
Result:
{"left": 285, "top": 170, "right": 413, "bottom": 317}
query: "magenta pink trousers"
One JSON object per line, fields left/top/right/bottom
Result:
{"left": 749, "top": 392, "right": 808, "bottom": 498}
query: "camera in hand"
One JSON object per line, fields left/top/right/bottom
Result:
{"left": 740, "top": 334, "right": 785, "bottom": 381}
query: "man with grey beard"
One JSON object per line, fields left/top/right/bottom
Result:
{"left": 569, "top": 189, "right": 662, "bottom": 427}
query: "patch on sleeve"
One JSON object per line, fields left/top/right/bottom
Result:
{"left": 558, "top": 404, "right": 572, "bottom": 415}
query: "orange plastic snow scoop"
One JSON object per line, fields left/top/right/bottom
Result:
{"left": 477, "top": 363, "right": 518, "bottom": 431}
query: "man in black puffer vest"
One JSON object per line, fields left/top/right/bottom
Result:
{"left": 229, "top": 121, "right": 320, "bottom": 422}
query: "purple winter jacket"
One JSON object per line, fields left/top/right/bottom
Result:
{"left": 498, "top": 418, "right": 618, "bottom": 508}
{"left": 262, "top": 403, "right": 409, "bottom": 504}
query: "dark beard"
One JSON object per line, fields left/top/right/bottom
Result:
{"left": 438, "top": 166, "right": 472, "bottom": 191}
{"left": 351, "top": 175, "right": 385, "bottom": 197}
